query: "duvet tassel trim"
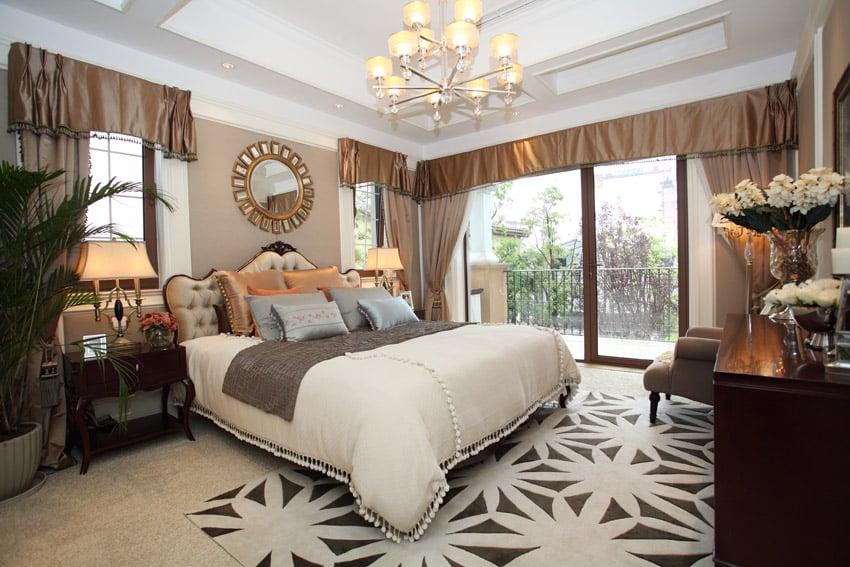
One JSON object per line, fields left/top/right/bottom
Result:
{"left": 180, "top": 399, "right": 435, "bottom": 543}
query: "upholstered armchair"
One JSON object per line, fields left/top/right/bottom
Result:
{"left": 642, "top": 326, "right": 723, "bottom": 423}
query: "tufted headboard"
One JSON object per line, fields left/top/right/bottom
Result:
{"left": 163, "top": 243, "right": 360, "bottom": 343}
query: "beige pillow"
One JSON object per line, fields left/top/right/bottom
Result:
{"left": 215, "top": 269, "right": 287, "bottom": 335}
{"left": 283, "top": 266, "right": 350, "bottom": 293}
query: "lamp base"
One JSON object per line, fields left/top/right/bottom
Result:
{"left": 109, "top": 336, "right": 140, "bottom": 351}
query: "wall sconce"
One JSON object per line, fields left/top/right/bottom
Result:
{"left": 78, "top": 240, "right": 158, "bottom": 347}
{"left": 365, "top": 247, "right": 404, "bottom": 292}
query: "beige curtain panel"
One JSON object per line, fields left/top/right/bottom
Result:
{"left": 338, "top": 137, "right": 412, "bottom": 193}
{"left": 417, "top": 80, "right": 797, "bottom": 198}
{"left": 701, "top": 149, "right": 795, "bottom": 312}
{"left": 7, "top": 42, "right": 197, "bottom": 161}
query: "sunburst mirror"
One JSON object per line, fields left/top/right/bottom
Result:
{"left": 231, "top": 141, "right": 314, "bottom": 233}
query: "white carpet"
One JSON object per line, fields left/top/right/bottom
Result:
{"left": 186, "top": 390, "right": 714, "bottom": 567}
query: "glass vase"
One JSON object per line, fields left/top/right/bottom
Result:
{"left": 764, "top": 228, "right": 823, "bottom": 284}
{"left": 145, "top": 327, "right": 173, "bottom": 349}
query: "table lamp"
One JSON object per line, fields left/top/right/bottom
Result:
{"left": 78, "top": 240, "right": 158, "bottom": 348}
{"left": 365, "top": 247, "right": 404, "bottom": 292}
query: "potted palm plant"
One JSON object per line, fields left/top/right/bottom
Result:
{"left": 0, "top": 161, "right": 170, "bottom": 501}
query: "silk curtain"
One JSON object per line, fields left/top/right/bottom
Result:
{"left": 701, "top": 149, "right": 795, "bottom": 311}
{"left": 7, "top": 42, "right": 197, "bottom": 161}
{"left": 16, "top": 132, "right": 90, "bottom": 470}
{"left": 419, "top": 168, "right": 471, "bottom": 321}
{"left": 415, "top": 80, "right": 797, "bottom": 198}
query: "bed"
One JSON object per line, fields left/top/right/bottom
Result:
{"left": 164, "top": 241, "right": 581, "bottom": 541}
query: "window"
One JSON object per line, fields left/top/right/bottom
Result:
{"left": 87, "top": 132, "right": 145, "bottom": 240}
{"left": 352, "top": 183, "right": 384, "bottom": 269}
{"left": 86, "top": 131, "right": 159, "bottom": 286}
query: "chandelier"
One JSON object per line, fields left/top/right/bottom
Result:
{"left": 366, "top": 0, "right": 522, "bottom": 121}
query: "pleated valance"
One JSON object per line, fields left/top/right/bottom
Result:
{"left": 338, "top": 138, "right": 411, "bottom": 193}
{"left": 415, "top": 80, "right": 797, "bottom": 198}
{"left": 7, "top": 42, "right": 197, "bottom": 161}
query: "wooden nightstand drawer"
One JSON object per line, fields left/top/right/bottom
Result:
{"left": 66, "top": 345, "right": 187, "bottom": 397}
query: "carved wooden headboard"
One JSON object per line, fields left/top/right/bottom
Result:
{"left": 163, "top": 242, "right": 360, "bottom": 343}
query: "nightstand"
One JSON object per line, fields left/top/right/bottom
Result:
{"left": 64, "top": 344, "right": 195, "bottom": 474}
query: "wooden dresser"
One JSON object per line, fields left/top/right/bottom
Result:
{"left": 713, "top": 314, "right": 850, "bottom": 566}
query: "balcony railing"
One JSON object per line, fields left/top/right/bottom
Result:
{"left": 506, "top": 267, "right": 679, "bottom": 342}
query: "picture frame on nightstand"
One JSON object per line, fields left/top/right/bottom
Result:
{"left": 81, "top": 333, "right": 107, "bottom": 359}
{"left": 400, "top": 290, "right": 414, "bottom": 310}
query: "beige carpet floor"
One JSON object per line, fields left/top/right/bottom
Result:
{"left": 0, "top": 363, "right": 649, "bottom": 567}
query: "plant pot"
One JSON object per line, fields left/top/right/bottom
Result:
{"left": 0, "top": 422, "right": 42, "bottom": 502}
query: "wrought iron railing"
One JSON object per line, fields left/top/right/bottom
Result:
{"left": 506, "top": 267, "right": 679, "bottom": 341}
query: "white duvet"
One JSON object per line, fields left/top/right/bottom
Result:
{"left": 181, "top": 323, "right": 581, "bottom": 541}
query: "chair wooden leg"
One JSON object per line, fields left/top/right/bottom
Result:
{"left": 665, "top": 393, "right": 671, "bottom": 400}
{"left": 649, "top": 391, "right": 660, "bottom": 423}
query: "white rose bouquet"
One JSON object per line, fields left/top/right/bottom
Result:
{"left": 764, "top": 278, "right": 841, "bottom": 308}
{"left": 710, "top": 167, "right": 848, "bottom": 233}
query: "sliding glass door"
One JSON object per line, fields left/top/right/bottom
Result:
{"left": 491, "top": 157, "right": 685, "bottom": 366}
{"left": 587, "top": 157, "right": 683, "bottom": 363}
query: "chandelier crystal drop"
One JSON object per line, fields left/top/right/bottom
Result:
{"left": 366, "top": 0, "right": 522, "bottom": 122}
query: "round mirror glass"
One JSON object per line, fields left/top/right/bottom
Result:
{"left": 231, "top": 141, "right": 314, "bottom": 234}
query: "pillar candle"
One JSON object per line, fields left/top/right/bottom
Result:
{"left": 832, "top": 248, "right": 850, "bottom": 275}
{"left": 837, "top": 227, "right": 850, "bottom": 249}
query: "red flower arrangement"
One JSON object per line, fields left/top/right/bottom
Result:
{"left": 139, "top": 312, "right": 178, "bottom": 335}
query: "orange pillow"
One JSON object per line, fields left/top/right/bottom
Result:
{"left": 247, "top": 285, "right": 301, "bottom": 296}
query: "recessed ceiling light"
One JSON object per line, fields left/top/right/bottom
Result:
{"left": 335, "top": 103, "right": 344, "bottom": 110}
{"left": 221, "top": 62, "right": 236, "bottom": 70}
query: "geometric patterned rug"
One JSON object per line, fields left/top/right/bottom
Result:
{"left": 185, "top": 392, "right": 714, "bottom": 566}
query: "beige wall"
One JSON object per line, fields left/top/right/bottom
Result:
{"left": 187, "top": 119, "right": 342, "bottom": 277}
{"left": 798, "top": 58, "right": 815, "bottom": 173}
{"left": 823, "top": 0, "right": 850, "bottom": 173}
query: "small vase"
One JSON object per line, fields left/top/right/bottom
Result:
{"left": 764, "top": 228, "right": 823, "bottom": 284}
{"left": 145, "top": 328, "right": 173, "bottom": 349}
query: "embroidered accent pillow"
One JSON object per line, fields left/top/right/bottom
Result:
{"left": 328, "top": 286, "right": 393, "bottom": 330}
{"left": 357, "top": 296, "right": 419, "bottom": 331}
{"left": 245, "top": 292, "right": 327, "bottom": 341}
{"left": 283, "top": 266, "right": 350, "bottom": 293}
{"left": 272, "top": 301, "right": 349, "bottom": 342}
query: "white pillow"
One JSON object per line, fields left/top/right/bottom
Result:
{"left": 246, "top": 291, "right": 327, "bottom": 341}
{"left": 271, "top": 301, "right": 349, "bottom": 342}
{"left": 357, "top": 296, "right": 419, "bottom": 331}
{"left": 328, "top": 286, "right": 393, "bottom": 330}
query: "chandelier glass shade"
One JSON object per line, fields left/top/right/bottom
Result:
{"left": 367, "top": 0, "right": 522, "bottom": 121}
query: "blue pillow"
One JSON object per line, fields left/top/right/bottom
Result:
{"left": 357, "top": 296, "right": 419, "bottom": 331}
{"left": 328, "top": 286, "right": 393, "bottom": 330}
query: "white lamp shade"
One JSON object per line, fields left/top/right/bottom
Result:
{"left": 454, "top": 0, "right": 483, "bottom": 23}
{"left": 490, "top": 33, "right": 518, "bottom": 60}
{"left": 385, "top": 75, "right": 406, "bottom": 97}
{"left": 366, "top": 56, "right": 393, "bottom": 79}
{"left": 403, "top": 1, "right": 431, "bottom": 28}
{"left": 388, "top": 30, "right": 419, "bottom": 57}
{"left": 364, "top": 247, "right": 404, "bottom": 272}
{"left": 445, "top": 20, "right": 480, "bottom": 49}
{"left": 78, "top": 240, "right": 158, "bottom": 280}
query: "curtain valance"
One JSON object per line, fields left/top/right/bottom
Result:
{"left": 338, "top": 138, "right": 411, "bottom": 193}
{"left": 7, "top": 42, "right": 197, "bottom": 161}
{"left": 416, "top": 80, "right": 797, "bottom": 198}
